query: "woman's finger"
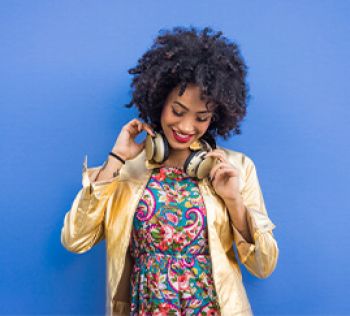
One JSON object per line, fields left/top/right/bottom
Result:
{"left": 206, "top": 150, "right": 227, "bottom": 163}
{"left": 211, "top": 166, "right": 237, "bottom": 183}
{"left": 124, "top": 123, "right": 140, "bottom": 137}
{"left": 141, "top": 122, "right": 156, "bottom": 136}
{"left": 128, "top": 119, "right": 156, "bottom": 137}
{"left": 130, "top": 119, "right": 142, "bottom": 130}
{"left": 209, "top": 161, "right": 232, "bottom": 181}
{"left": 124, "top": 119, "right": 143, "bottom": 137}
{"left": 215, "top": 167, "right": 237, "bottom": 179}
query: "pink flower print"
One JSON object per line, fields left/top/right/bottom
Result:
{"left": 166, "top": 195, "right": 176, "bottom": 204}
{"left": 197, "top": 255, "right": 208, "bottom": 264}
{"left": 174, "top": 232, "right": 186, "bottom": 245}
{"left": 160, "top": 224, "right": 175, "bottom": 240}
{"left": 186, "top": 229, "right": 194, "bottom": 238}
{"left": 151, "top": 271, "right": 160, "bottom": 288}
{"left": 158, "top": 303, "right": 172, "bottom": 314}
{"left": 159, "top": 240, "right": 169, "bottom": 251}
{"left": 182, "top": 190, "right": 190, "bottom": 197}
{"left": 178, "top": 271, "right": 191, "bottom": 291}
{"left": 196, "top": 280, "right": 204, "bottom": 288}
{"left": 166, "top": 213, "right": 179, "bottom": 225}
{"left": 146, "top": 230, "right": 153, "bottom": 244}
{"left": 173, "top": 168, "right": 183, "bottom": 174}
{"left": 154, "top": 168, "right": 167, "bottom": 182}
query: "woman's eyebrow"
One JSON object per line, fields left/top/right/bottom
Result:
{"left": 173, "top": 101, "right": 211, "bottom": 114}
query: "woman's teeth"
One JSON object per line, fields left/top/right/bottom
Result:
{"left": 172, "top": 129, "right": 193, "bottom": 142}
{"left": 175, "top": 131, "right": 190, "bottom": 137}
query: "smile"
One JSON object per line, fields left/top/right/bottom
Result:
{"left": 172, "top": 129, "right": 194, "bottom": 143}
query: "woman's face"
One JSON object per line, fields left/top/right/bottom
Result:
{"left": 160, "top": 84, "right": 214, "bottom": 151}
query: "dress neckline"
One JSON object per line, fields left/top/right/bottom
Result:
{"left": 159, "top": 166, "right": 185, "bottom": 171}
{"left": 153, "top": 166, "right": 191, "bottom": 179}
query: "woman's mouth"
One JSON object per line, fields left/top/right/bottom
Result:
{"left": 172, "top": 129, "right": 194, "bottom": 143}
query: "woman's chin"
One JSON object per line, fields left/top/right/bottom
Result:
{"left": 168, "top": 141, "right": 190, "bottom": 151}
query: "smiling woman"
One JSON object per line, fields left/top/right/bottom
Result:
{"left": 159, "top": 84, "right": 214, "bottom": 167}
{"left": 126, "top": 26, "right": 248, "bottom": 140}
{"left": 60, "top": 26, "right": 279, "bottom": 316}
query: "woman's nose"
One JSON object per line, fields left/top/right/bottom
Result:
{"left": 178, "top": 120, "right": 196, "bottom": 134}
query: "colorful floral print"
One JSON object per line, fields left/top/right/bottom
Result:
{"left": 129, "top": 167, "right": 221, "bottom": 315}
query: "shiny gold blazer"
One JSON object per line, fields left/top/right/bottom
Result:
{"left": 61, "top": 147, "right": 279, "bottom": 316}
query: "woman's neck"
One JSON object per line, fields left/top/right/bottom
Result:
{"left": 162, "top": 148, "right": 191, "bottom": 169}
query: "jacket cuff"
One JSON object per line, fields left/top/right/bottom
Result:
{"left": 232, "top": 207, "right": 276, "bottom": 263}
{"left": 246, "top": 207, "right": 276, "bottom": 240}
{"left": 82, "top": 155, "right": 121, "bottom": 197}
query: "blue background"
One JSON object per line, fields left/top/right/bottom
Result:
{"left": 1, "top": 1, "right": 349, "bottom": 315}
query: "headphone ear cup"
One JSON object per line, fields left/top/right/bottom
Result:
{"left": 196, "top": 155, "right": 216, "bottom": 179}
{"left": 184, "top": 150, "right": 205, "bottom": 178}
{"left": 184, "top": 151, "right": 198, "bottom": 177}
{"left": 185, "top": 137, "right": 215, "bottom": 179}
{"left": 184, "top": 150, "right": 216, "bottom": 179}
{"left": 145, "top": 133, "right": 155, "bottom": 161}
{"left": 153, "top": 133, "right": 170, "bottom": 163}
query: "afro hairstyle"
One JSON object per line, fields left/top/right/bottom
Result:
{"left": 125, "top": 26, "right": 249, "bottom": 140}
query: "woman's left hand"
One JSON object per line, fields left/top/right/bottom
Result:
{"left": 206, "top": 149, "right": 241, "bottom": 201}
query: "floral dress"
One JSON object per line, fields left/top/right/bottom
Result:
{"left": 129, "top": 166, "right": 221, "bottom": 315}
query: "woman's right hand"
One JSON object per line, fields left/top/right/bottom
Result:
{"left": 111, "top": 118, "right": 155, "bottom": 161}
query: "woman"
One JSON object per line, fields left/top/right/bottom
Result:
{"left": 61, "top": 26, "right": 279, "bottom": 315}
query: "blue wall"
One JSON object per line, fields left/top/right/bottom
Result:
{"left": 1, "top": 1, "right": 349, "bottom": 314}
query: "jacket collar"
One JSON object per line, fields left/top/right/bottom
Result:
{"left": 144, "top": 159, "right": 164, "bottom": 170}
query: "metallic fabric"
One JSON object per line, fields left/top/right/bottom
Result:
{"left": 61, "top": 147, "right": 279, "bottom": 316}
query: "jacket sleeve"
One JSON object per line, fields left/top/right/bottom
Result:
{"left": 61, "top": 155, "right": 120, "bottom": 254}
{"left": 231, "top": 155, "right": 279, "bottom": 279}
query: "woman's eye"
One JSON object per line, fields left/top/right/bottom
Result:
{"left": 172, "top": 109, "right": 209, "bottom": 122}
{"left": 172, "top": 110, "right": 183, "bottom": 116}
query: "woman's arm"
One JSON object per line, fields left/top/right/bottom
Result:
{"left": 223, "top": 197, "right": 254, "bottom": 244}
{"left": 60, "top": 155, "right": 121, "bottom": 254}
{"left": 61, "top": 119, "right": 155, "bottom": 254}
{"left": 95, "top": 155, "right": 124, "bottom": 181}
{"left": 230, "top": 155, "right": 279, "bottom": 279}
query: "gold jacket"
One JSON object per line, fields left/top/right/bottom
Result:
{"left": 61, "top": 147, "right": 279, "bottom": 316}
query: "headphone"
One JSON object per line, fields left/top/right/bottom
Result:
{"left": 145, "top": 131, "right": 217, "bottom": 179}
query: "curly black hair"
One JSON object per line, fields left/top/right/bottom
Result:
{"left": 125, "top": 26, "right": 249, "bottom": 139}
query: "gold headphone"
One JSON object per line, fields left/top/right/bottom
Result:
{"left": 145, "top": 132, "right": 216, "bottom": 179}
